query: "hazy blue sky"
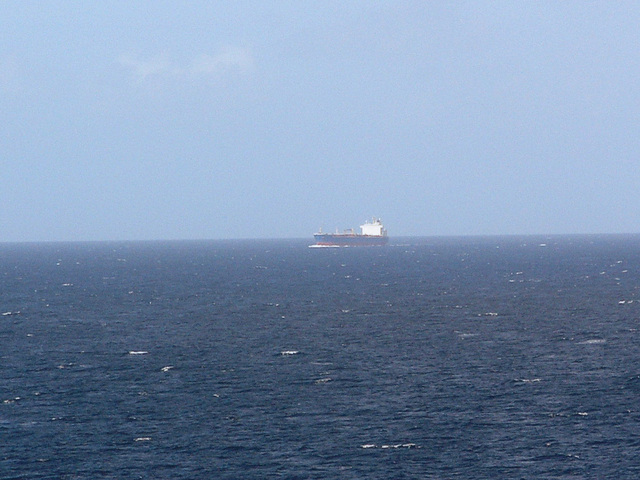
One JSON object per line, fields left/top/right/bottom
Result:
{"left": 2, "top": 1, "right": 640, "bottom": 241}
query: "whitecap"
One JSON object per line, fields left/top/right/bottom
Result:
{"left": 280, "top": 350, "right": 299, "bottom": 356}
{"left": 380, "top": 443, "right": 419, "bottom": 449}
{"left": 457, "top": 333, "right": 478, "bottom": 339}
{"left": 128, "top": 351, "right": 148, "bottom": 355}
{"left": 134, "top": 437, "right": 151, "bottom": 442}
{"left": 363, "top": 443, "right": 419, "bottom": 449}
{"left": 160, "top": 366, "right": 173, "bottom": 372}
{"left": 579, "top": 339, "right": 606, "bottom": 345}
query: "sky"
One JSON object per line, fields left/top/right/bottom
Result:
{"left": 2, "top": 1, "right": 640, "bottom": 242}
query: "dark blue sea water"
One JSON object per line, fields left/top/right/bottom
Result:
{"left": 2, "top": 236, "right": 640, "bottom": 479}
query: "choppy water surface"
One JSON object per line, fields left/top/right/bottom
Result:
{"left": 2, "top": 236, "right": 640, "bottom": 479}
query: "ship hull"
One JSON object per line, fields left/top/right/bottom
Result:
{"left": 313, "top": 234, "right": 389, "bottom": 247}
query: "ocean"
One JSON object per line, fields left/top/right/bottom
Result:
{"left": 1, "top": 236, "right": 640, "bottom": 479}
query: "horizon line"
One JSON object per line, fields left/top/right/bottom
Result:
{"left": 1, "top": 231, "right": 639, "bottom": 245}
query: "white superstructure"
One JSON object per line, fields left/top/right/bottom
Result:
{"left": 360, "top": 218, "right": 387, "bottom": 236}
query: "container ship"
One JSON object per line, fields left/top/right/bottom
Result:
{"left": 312, "top": 218, "right": 389, "bottom": 247}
